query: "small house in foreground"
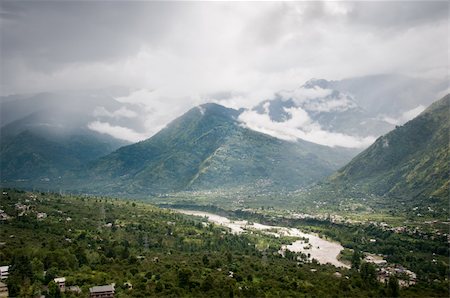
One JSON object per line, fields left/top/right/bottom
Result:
{"left": 89, "top": 284, "right": 115, "bottom": 298}
{"left": 54, "top": 277, "right": 66, "bottom": 291}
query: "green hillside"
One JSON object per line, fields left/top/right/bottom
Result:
{"left": 0, "top": 130, "right": 126, "bottom": 182}
{"left": 0, "top": 107, "right": 128, "bottom": 183}
{"left": 80, "top": 103, "right": 357, "bottom": 195}
{"left": 331, "top": 94, "right": 449, "bottom": 201}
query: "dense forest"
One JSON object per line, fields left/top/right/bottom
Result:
{"left": 0, "top": 189, "right": 448, "bottom": 297}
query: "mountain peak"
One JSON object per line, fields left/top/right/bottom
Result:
{"left": 196, "top": 102, "right": 240, "bottom": 119}
{"left": 73, "top": 97, "right": 357, "bottom": 195}
{"left": 302, "top": 78, "right": 332, "bottom": 89}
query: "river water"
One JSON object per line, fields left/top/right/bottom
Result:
{"left": 175, "top": 209, "right": 349, "bottom": 268}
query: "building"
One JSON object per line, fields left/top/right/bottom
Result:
{"left": 0, "top": 281, "right": 8, "bottom": 298}
{"left": 37, "top": 212, "right": 47, "bottom": 220}
{"left": 0, "top": 210, "right": 10, "bottom": 221}
{"left": 377, "top": 264, "right": 417, "bottom": 287}
{"left": 89, "top": 284, "right": 115, "bottom": 298}
{"left": 54, "top": 277, "right": 66, "bottom": 291}
{"left": 0, "top": 266, "right": 8, "bottom": 280}
{"left": 14, "top": 203, "right": 32, "bottom": 216}
{"left": 67, "top": 286, "right": 81, "bottom": 294}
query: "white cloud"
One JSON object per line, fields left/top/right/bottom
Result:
{"left": 115, "top": 88, "right": 155, "bottom": 106}
{"left": 3, "top": 2, "right": 445, "bottom": 146}
{"left": 2, "top": 2, "right": 447, "bottom": 102}
{"left": 87, "top": 121, "right": 147, "bottom": 143}
{"left": 93, "top": 106, "right": 138, "bottom": 119}
{"left": 303, "top": 96, "right": 356, "bottom": 113}
{"left": 238, "top": 107, "right": 375, "bottom": 148}
{"left": 278, "top": 87, "right": 333, "bottom": 105}
{"left": 278, "top": 85, "right": 357, "bottom": 113}
{"left": 437, "top": 87, "right": 450, "bottom": 99}
{"left": 112, "top": 88, "right": 200, "bottom": 140}
{"left": 401, "top": 105, "right": 426, "bottom": 122}
{"left": 381, "top": 105, "right": 426, "bottom": 125}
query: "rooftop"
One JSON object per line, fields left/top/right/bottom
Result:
{"left": 89, "top": 285, "right": 115, "bottom": 293}
{"left": 54, "top": 277, "right": 66, "bottom": 283}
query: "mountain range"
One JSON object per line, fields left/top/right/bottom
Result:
{"left": 253, "top": 78, "right": 393, "bottom": 139}
{"left": 70, "top": 103, "right": 357, "bottom": 195}
{"left": 250, "top": 74, "right": 446, "bottom": 144}
{"left": 0, "top": 76, "right": 448, "bottom": 204}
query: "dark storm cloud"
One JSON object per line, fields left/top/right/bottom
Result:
{"left": 2, "top": 1, "right": 446, "bottom": 70}
{"left": 0, "top": 1, "right": 447, "bottom": 107}
{"left": 1, "top": 1, "right": 179, "bottom": 70}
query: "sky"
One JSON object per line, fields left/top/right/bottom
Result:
{"left": 1, "top": 1, "right": 448, "bottom": 147}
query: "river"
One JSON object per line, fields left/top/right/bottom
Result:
{"left": 175, "top": 209, "right": 349, "bottom": 268}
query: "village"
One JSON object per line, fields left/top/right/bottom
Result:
{"left": 0, "top": 192, "right": 118, "bottom": 297}
{"left": 1, "top": 190, "right": 446, "bottom": 297}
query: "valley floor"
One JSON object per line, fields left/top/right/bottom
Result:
{"left": 0, "top": 189, "right": 448, "bottom": 297}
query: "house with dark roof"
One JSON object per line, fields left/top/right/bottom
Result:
{"left": 89, "top": 284, "right": 115, "bottom": 298}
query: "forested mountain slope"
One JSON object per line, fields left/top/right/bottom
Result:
{"left": 331, "top": 94, "right": 449, "bottom": 201}
{"left": 80, "top": 103, "right": 357, "bottom": 195}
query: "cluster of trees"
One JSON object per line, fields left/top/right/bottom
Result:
{"left": 0, "top": 189, "right": 448, "bottom": 297}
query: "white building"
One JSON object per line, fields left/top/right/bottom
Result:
{"left": 54, "top": 277, "right": 66, "bottom": 291}
{"left": 0, "top": 266, "right": 9, "bottom": 280}
{"left": 37, "top": 212, "right": 47, "bottom": 220}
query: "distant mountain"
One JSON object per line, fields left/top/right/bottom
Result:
{"left": 250, "top": 74, "right": 446, "bottom": 144}
{"left": 74, "top": 103, "right": 358, "bottom": 195}
{"left": 328, "top": 74, "right": 446, "bottom": 117}
{"left": 330, "top": 94, "right": 449, "bottom": 200}
{"left": 254, "top": 80, "right": 393, "bottom": 138}
{"left": 0, "top": 93, "right": 129, "bottom": 182}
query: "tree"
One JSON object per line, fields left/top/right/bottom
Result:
{"left": 31, "top": 258, "right": 44, "bottom": 282}
{"left": 360, "top": 262, "right": 377, "bottom": 286}
{"left": 11, "top": 254, "right": 33, "bottom": 281}
{"left": 201, "top": 274, "right": 214, "bottom": 291}
{"left": 387, "top": 276, "right": 400, "bottom": 297}
{"left": 178, "top": 268, "right": 193, "bottom": 288}
{"left": 47, "top": 281, "right": 61, "bottom": 298}
{"left": 202, "top": 254, "right": 210, "bottom": 266}
{"left": 7, "top": 253, "right": 34, "bottom": 296}
{"left": 351, "top": 250, "right": 362, "bottom": 270}
{"left": 226, "top": 251, "right": 233, "bottom": 263}
{"left": 44, "top": 267, "right": 58, "bottom": 284}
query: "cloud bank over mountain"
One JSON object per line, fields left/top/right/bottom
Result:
{"left": 2, "top": 2, "right": 447, "bottom": 97}
{"left": 1, "top": 1, "right": 448, "bottom": 146}
{"left": 238, "top": 107, "right": 375, "bottom": 148}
